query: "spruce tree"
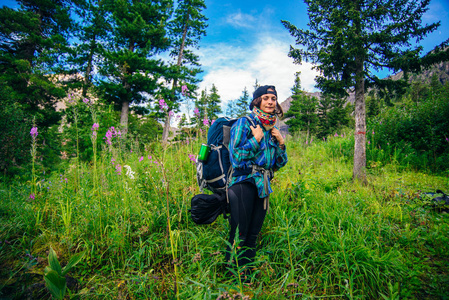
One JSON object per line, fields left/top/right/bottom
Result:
{"left": 71, "top": 0, "right": 110, "bottom": 96}
{"left": 285, "top": 74, "right": 319, "bottom": 137}
{"left": 0, "top": 0, "right": 74, "bottom": 126}
{"left": 282, "top": 0, "right": 444, "bottom": 183}
{"left": 161, "top": 0, "right": 208, "bottom": 143}
{"left": 98, "top": 0, "right": 172, "bottom": 133}
{"left": 235, "top": 87, "right": 251, "bottom": 117}
{"left": 206, "top": 84, "right": 222, "bottom": 121}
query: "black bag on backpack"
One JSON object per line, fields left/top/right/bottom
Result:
{"left": 190, "top": 192, "right": 228, "bottom": 224}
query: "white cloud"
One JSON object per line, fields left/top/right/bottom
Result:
{"left": 226, "top": 10, "right": 256, "bottom": 28}
{"left": 197, "top": 34, "right": 319, "bottom": 110}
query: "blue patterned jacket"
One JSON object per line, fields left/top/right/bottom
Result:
{"left": 228, "top": 113, "right": 288, "bottom": 198}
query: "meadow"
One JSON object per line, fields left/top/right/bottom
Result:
{"left": 0, "top": 129, "right": 448, "bottom": 299}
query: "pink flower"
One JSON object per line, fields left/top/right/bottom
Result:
{"left": 203, "top": 117, "right": 209, "bottom": 126}
{"left": 115, "top": 164, "right": 122, "bottom": 175}
{"left": 188, "top": 154, "right": 196, "bottom": 164}
{"left": 148, "top": 155, "right": 152, "bottom": 160}
{"left": 181, "top": 85, "right": 189, "bottom": 96}
{"left": 211, "top": 119, "right": 215, "bottom": 125}
{"left": 29, "top": 193, "right": 35, "bottom": 200}
{"left": 83, "top": 98, "right": 90, "bottom": 105}
{"left": 334, "top": 133, "right": 338, "bottom": 137}
{"left": 30, "top": 127, "right": 38, "bottom": 138}
{"left": 139, "top": 156, "right": 143, "bottom": 162}
{"left": 194, "top": 107, "right": 199, "bottom": 116}
{"left": 169, "top": 110, "right": 174, "bottom": 117}
{"left": 159, "top": 99, "right": 169, "bottom": 111}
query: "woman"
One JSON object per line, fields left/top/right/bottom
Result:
{"left": 226, "top": 85, "right": 288, "bottom": 274}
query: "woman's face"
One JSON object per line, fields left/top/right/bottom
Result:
{"left": 259, "top": 90, "right": 277, "bottom": 114}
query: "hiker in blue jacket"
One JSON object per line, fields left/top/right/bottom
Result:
{"left": 226, "top": 85, "right": 288, "bottom": 276}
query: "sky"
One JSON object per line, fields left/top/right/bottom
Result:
{"left": 197, "top": 0, "right": 449, "bottom": 106}
{"left": 1, "top": 0, "right": 448, "bottom": 108}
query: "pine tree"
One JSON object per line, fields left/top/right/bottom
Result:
{"left": 161, "top": 0, "right": 208, "bottom": 143}
{"left": 98, "top": 0, "right": 172, "bottom": 133}
{"left": 285, "top": 73, "right": 319, "bottom": 138}
{"left": 0, "top": 0, "right": 74, "bottom": 126}
{"left": 235, "top": 87, "right": 251, "bottom": 117}
{"left": 71, "top": 0, "right": 110, "bottom": 96}
{"left": 282, "top": 0, "right": 443, "bottom": 183}
{"left": 206, "top": 84, "right": 222, "bottom": 121}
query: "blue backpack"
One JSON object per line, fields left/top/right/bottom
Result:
{"left": 196, "top": 116, "right": 255, "bottom": 193}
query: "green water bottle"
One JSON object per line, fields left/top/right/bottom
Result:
{"left": 198, "top": 144, "right": 211, "bottom": 162}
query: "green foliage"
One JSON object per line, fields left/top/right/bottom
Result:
{"left": 285, "top": 93, "right": 319, "bottom": 135}
{"left": 44, "top": 246, "right": 85, "bottom": 299}
{"left": 234, "top": 87, "right": 251, "bottom": 117}
{"left": 367, "top": 81, "right": 449, "bottom": 172}
{"left": 1, "top": 129, "right": 448, "bottom": 298}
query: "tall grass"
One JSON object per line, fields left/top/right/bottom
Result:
{"left": 0, "top": 129, "right": 448, "bottom": 299}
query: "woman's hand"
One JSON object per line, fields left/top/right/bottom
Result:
{"left": 271, "top": 128, "right": 285, "bottom": 147}
{"left": 250, "top": 125, "right": 264, "bottom": 143}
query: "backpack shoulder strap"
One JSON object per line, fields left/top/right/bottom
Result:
{"left": 244, "top": 115, "right": 256, "bottom": 128}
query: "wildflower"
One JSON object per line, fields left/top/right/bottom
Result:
{"left": 169, "top": 110, "right": 174, "bottom": 117}
{"left": 159, "top": 99, "right": 169, "bottom": 111}
{"left": 115, "top": 164, "right": 122, "bottom": 175}
{"left": 91, "top": 123, "right": 99, "bottom": 136}
{"left": 181, "top": 85, "right": 189, "bottom": 96}
{"left": 124, "top": 165, "right": 135, "bottom": 179}
{"left": 29, "top": 193, "right": 35, "bottom": 200}
{"left": 194, "top": 107, "right": 199, "bottom": 116}
{"left": 305, "top": 140, "right": 308, "bottom": 144}
{"left": 368, "top": 141, "right": 371, "bottom": 144}
{"left": 83, "top": 98, "right": 90, "bottom": 104}
{"left": 334, "top": 133, "right": 338, "bottom": 137}
{"left": 188, "top": 154, "right": 196, "bottom": 164}
{"left": 211, "top": 119, "right": 215, "bottom": 125}
{"left": 203, "top": 117, "right": 209, "bottom": 126}
{"left": 310, "top": 138, "right": 313, "bottom": 143}
{"left": 446, "top": 136, "right": 449, "bottom": 142}
{"left": 64, "top": 178, "right": 68, "bottom": 183}
{"left": 139, "top": 156, "right": 143, "bottom": 162}
{"left": 372, "top": 131, "right": 375, "bottom": 135}
{"left": 30, "top": 127, "right": 38, "bottom": 138}
{"left": 148, "top": 155, "right": 152, "bottom": 160}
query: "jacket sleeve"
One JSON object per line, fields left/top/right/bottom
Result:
{"left": 274, "top": 143, "right": 288, "bottom": 170}
{"left": 229, "top": 117, "right": 259, "bottom": 168}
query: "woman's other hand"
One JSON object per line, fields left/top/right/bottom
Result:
{"left": 271, "top": 128, "right": 285, "bottom": 146}
{"left": 250, "top": 125, "right": 264, "bottom": 143}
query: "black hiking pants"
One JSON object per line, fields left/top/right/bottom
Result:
{"left": 225, "top": 181, "right": 267, "bottom": 268}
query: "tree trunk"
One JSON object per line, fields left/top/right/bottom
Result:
{"left": 82, "top": 37, "right": 96, "bottom": 97}
{"left": 162, "top": 13, "right": 190, "bottom": 144}
{"left": 120, "top": 100, "right": 129, "bottom": 132}
{"left": 353, "top": 59, "right": 367, "bottom": 184}
{"left": 120, "top": 41, "right": 134, "bottom": 134}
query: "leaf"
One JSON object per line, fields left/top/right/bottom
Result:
{"left": 44, "top": 269, "right": 67, "bottom": 300}
{"left": 62, "top": 250, "right": 85, "bottom": 276}
{"left": 48, "top": 246, "right": 62, "bottom": 275}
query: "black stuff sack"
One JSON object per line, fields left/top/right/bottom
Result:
{"left": 190, "top": 193, "right": 228, "bottom": 225}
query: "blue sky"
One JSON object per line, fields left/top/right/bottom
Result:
{"left": 1, "top": 0, "right": 448, "bottom": 107}
{"left": 197, "top": 0, "right": 449, "bottom": 105}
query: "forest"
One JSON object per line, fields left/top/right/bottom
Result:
{"left": 1, "top": 0, "right": 449, "bottom": 299}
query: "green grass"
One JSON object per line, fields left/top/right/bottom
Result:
{"left": 0, "top": 133, "right": 448, "bottom": 299}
